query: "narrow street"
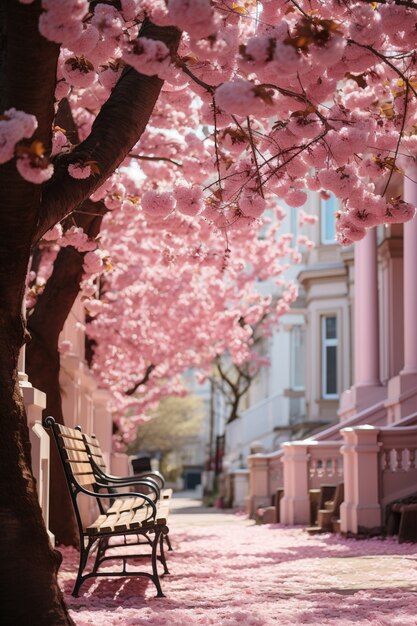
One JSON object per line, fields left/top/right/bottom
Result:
{"left": 59, "top": 491, "right": 417, "bottom": 625}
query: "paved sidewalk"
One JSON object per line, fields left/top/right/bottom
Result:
{"left": 61, "top": 490, "right": 417, "bottom": 625}
{"left": 170, "top": 490, "right": 417, "bottom": 594}
{"left": 170, "top": 490, "right": 253, "bottom": 526}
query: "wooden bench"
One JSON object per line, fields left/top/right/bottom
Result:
{"left": 306, "top": 483, "right": 344, "bottom": 535}
{"left": 45, "top": 416, "right": 171, "bottom": 597}
{"left": 79, "top": 429, "right": 173, "bottom": 552}
{"left": 81, "top": 430, "right": 171, "bottom": 499}
{"left": 386, "top": 494, "right": 417, "bottom": 543}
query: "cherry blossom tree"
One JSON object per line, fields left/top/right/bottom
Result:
{"left": 84, "top": 198, "right": 300, "bottom": 447}
{"left": 2, "top": 0, "right": 417, "bottom": 623}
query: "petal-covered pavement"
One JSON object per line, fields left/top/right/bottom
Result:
{"left": 59, "top": 493, "right": 417, "bottom": 625}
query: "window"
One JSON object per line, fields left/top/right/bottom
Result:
{"left": 320, "top": 194, "right": 337, "bottom": 244}
{"left": 290, "top": 325, "right": 305, "bottom": 390}
{"left": 321, "top": 315, "right": 338, "bottom": 399}
{"left": 290, "top": 207, "right": 298, "bottom": 247}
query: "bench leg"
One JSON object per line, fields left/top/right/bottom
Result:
{"left": 399, "top": 509, "right": 417, "bottom": 543}
{"left": 158, "top": 529, "right": 170, "bottom": 575}
{"left": 165, "top": 533, "right": 173, "bottom": 552}
{"left": 151, "top": 529, "right": 165, "bottom": 598}
{"left": 92, "top": 536, "right": 109, "bottom": 574}
{"left": 73, "top": 538, "right": 95, "bottom": 597}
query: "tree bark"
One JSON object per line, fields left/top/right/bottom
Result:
{"left": 0, "top": 4, "right": 73, "bottom": 624}
{"left": 0, "top": 1, "right": 181, "bottom": 621}
{"left": 27, "top": 203, "right": 106, "bottom": 546}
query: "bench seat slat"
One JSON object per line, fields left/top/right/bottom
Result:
{"left": 60, "top": 435, "right": 86, "bottom": 449}
{"left": 75, "top": 473, "right": 96, "bottom": 486}
{"left": 114, "top": 511, "right": 136, "bottom": 532}
{"left": 63, "top": 448, "right": 90, "bottom": 463}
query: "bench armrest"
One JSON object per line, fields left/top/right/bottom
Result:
{"left": 95, "top": 477, "right": 160, "bottom": 499}
{"left": 76, "top": 486, "right": 157, "bottom": 519}
{"left": 90, "top": 458, "right": 163, "bottom": 495}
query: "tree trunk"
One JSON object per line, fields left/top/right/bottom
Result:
{"left": 26, "top": 246, "right": 83, "bottom": 547}
{"left": 0, "top": 2, "right": 181, "bottom": 620}
{"left": 26, "top": 205, "right": 106, "bottom": 545}
{"left": 0, "top": 311, "right": 74, "bottom": 625}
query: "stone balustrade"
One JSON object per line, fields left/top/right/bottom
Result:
{"left": 308, "top": 442, "right": 343, "bottom": 489}
{"left": 379, "top": 425, "right": 417, "bottom": 509}
{"left": 280, "top": 441, "right": 343, "bottom": 525}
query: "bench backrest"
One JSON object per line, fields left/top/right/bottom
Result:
{"left": 45, "top": 417, "right": 97, "bottom": 491}
{"left": 81, "top": 431, "right": 108, "bottom": 473}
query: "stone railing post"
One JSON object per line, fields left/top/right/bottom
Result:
{"left": 246, "top": 454, "right": 270, "bottom": 517}
{"left": 280, "top": 442, "right": 310, "bottom": 525}
{"left": 232, "top": 469, "right": 249, "bottom": 507}
{"left": 111, "top": 452, "right": 131, "bottom": 477}
{"left": 20, "top": 375, "right": 54, "bottom": 544}
{"left": 340, "top": 426, "right": 381, "bottom": 534}
{"left": 92, "top": 388, "right": 112, "bottom": 470}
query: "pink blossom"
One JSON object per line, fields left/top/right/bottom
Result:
{"left": 284, "top": 190, "right": 307, "bottom": 208}
{"left": 287, "top": 114, "right": 322, "bottom": 139}
{"left": 16, "top": 156, "right": 54, "bottom": 184}
{"left": 122, "top": 37, "right": 171, "bottom": 78}
{"left": 120, "top": 0, "right": 143, "bottom": 22}
{"left": 39, "top": 1, "right": 86, "bottom": 45}
{"left": 0, "top": 108, "right": 37, "bottom": 164}
{"left": 215, "top": 79, "right": 275, "bottom": 118}
{"left": 167, "top": 0, "right": 216, "bottom": 39}
{"left": 51, "top": 129, "right": 70, "bottom": 157}
{"left": 42, "top": 224, "right": 63, "bottom": 241}
{"left": 90, "top": 3, "right": 124, "bottom": 39}
{"left": 58, "top": 340, "right": 73, "bottom": 356}
{"left": 99, "top": 63, "right": 123, "bottom": 91}
{"left": 272, "top": 42, "right": 302, "bottom": 76}
{"left": 58, "top": 226, "right": 97, "bottom": 252}
{"left": 68, "top": 163, "right": 92, "bottom": 179}
{"left": 238, "top": 195, "right": 266, "bottom": 219}
{"left": 84, "top": 298, "right": 106, "bottom": 317}
{"left": 298, "top": 210, "right": 318, "bottom": 227}
{"left": 384, "top": 199, "right": 416, "bottom": 224}
{"left": 141, "top": 190, "right": 176, "bottom": 218}
{"left": 62, "top": 56, "right": 96, "bottom": 89}
{"left": 174, "top": 181, "right": 204, "bottom": 216}
{"left": 83, "top": 249, "right": 106, "bottom": 276}
{"left": 72, "top": 26, "right": 100, "bottom": 56}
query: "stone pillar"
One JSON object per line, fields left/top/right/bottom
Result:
{"left": 378, "top": 233, "right": 404, "bottom": 384}
{"left": 246, "top": 454, "right": 270, "bottom": 517}
{"left": 401, "top": 170, "right": 417, "bottom": 375}
{"left": 355, "top": 230, "right": 380, "bottom": 387}
{"left": 111, "top": 452, "right": 130, "bottom": 478}
{"left": 339, "top": 230, "right": 385, "bottom": 418}
{"left": 232, "top": 469, "right": 249, "bottom": 507}
{"left": 20, "top": 375, "right": 54, "bottom": 545}
{"left": 92, "top": 388, "right": 112, "bottom": 471}
{"left": 385, "top": 168, "right": 417, "bottom": 421}
{"left": 340, "top": 426, "right": 381, "bottom": 534}
{"left": 280, "top": 442, "right": 310, "bottom": 525}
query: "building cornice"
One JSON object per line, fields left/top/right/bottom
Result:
{"left": 297, "top": 262, "right": 347, "bottom": 287}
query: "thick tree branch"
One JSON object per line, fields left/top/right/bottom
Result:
{"left": 0, "top": 1, "right": 59, "bottom": 314}
{"left": 129, "top": 153, "right": 183, "bottom": 167}
{"left": 35, "top": 20, "right": 181, "bottom": 242}
{"left": 125, "top": 364, "right": 156, "bottom": 396}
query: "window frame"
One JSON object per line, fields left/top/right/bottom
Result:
{"left": 320, "top": 194, "right": 337, "bottom": 245}
{"left": 321, "top": 315, "right": 338, "bottom": 400}
{"left": 290, "top": 325, "right": 305, "bottom": 391}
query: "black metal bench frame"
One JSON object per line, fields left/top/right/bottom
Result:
{"left": 45, "top": 416, "right": 170, "bottom": 597}
{"left": 78, "top": 427, "right": 173, "bottom": 552}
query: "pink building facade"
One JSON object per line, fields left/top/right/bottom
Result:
{"left": 248, "top": 177, "right": 417, "bottom": 535}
